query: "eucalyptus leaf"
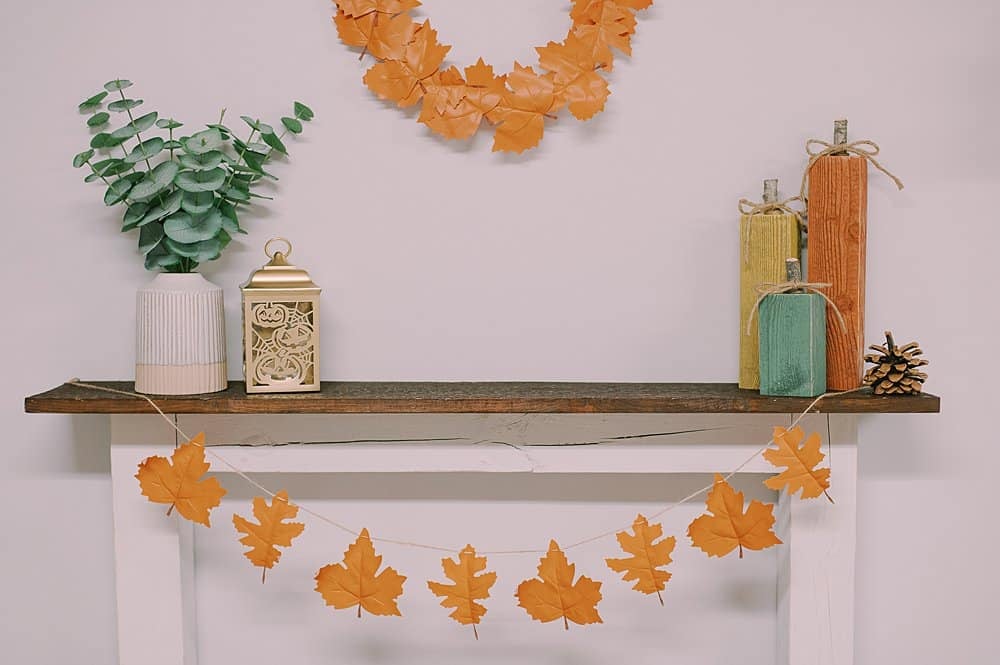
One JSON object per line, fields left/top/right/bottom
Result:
{"left": 138, "top": 223, "right": 164, "bottom": 255}
{"left": 110, "top": 122, "right": 140, "bottom": 141}
{"left": 137, "top": 189, "right": 183, "bottom": 227}
{"left": 122, "top": 202, "right": 150, "bottom": 231}
{"left": 129, "top": 160, "right": 180, "bottom": 202}
{"left": 280, "top": 116, "right": 303, "bottom": 134}
{"left": 92, "top": 158, "right": 131, "bottom": 177}
{"left": 222, "top": 187, "right": 250, "bottom": 202}
{"left": 261, "top": 132, "right": 287, "bottom": 154}
{"left": 85, "top": 172, "right": 102, "bottom": 183}
{"left": 163, "top": 209, "right": 223, "bottom": 244}
{"left": 72, "top": 149, "right": 94, "bottom": 168}
{"left": 205, "top": 123, "right": 232, "bottom": 137}
{"left": 178, "top": 150, "right": 223, "bottom": 171}
{"left": 144, "top": 244, "right": 181, "bottom": 270}
{"left": 87, "top": 112, "right": 110, "bottom": 128}
{"left": 104, "top": 79, "right": 134, "bottom": 92}
{"left": 293, "top": 101, "right": 314, "bottom": 121}
{"left": 108, "top": 98, "right": 143, "bottom": 112}
{"left": 124, "top": 137, "right": 165, "bottom": 164}
{"left": 174, "top": 168, "right": 226, "bottom": 193}
{"left": 156, "top": 118, "right": 184, "bottom": 130}
{"left": 104, "top": 177, "right": 134, "bottom": 205}
{"left": 216, "top": 228, "right": 233, "bottom": 250}
{"left": 79, "top": 91, "right": 108, "bottom": 111}
{"left": 165, "top": 237, "right": 222, "bottom": 263}
{"left": 133, "top": 111, "right": 158, "bottom": 132}
{"left": 182, "top": 128, "right": 223, "bottom": 155}
{"left": 90, "top": 132, "right": 112, "bottom": 149}
{"left": 219, "top": 202, "right": 246, "bottom": 235}
{"left": 181, "top": 190, "right": 215, "bottom": 214}
{"left": 163, "top": 140, "right": 183, "bottom": 150}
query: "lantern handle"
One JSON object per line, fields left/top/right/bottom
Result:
{"left": 264, "top": 237, "right": 292, "bottom": 260}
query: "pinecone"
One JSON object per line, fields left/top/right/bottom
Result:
{"left": 863, "top": 331, "right": 929, "bottom": 395}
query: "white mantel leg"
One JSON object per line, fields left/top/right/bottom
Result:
{"left": 776, "top": 414, "right": 858, "bottom": 665}
{"left": 110, "top": 415, "right": 198, "bottom": 665}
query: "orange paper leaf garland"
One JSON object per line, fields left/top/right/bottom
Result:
{"left": 331, "top": 0, "right": 653, "bottom": 152}
{"left": 315, "top": 528, "right": 407, "bottom": 618}
{"left": 232, "top": 490, "right": 305, "bottom": 582}
{"left": 605, "top": 514, "right": 675, "bottom": 604}
{"left": 516, "top": 540, "right": 603, "bottom": 629}
{"left": 427, "top": 545, "right": 497, "bottom": 638}
{"left": 763, "top": 427, "right": 833, "bottom": 501}
{"left": 688, "top": 474, "right": 782, "bottom": 559}
{"left": 135, "top": 433, "right": 227, "bottom": 527}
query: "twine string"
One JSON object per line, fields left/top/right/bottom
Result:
{"left": 744, "top": 280, "right": 848, "bottom": 337}
{"left": 738, "top": 196, "right": 805, "bottom": 264}
{"left": 66, "top": 379, "right": 856, "bottom": 556}
{"left": 799, "top": 139, "right": 904, "bottom": 202}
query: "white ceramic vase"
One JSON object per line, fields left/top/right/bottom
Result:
{"left": 135, "top": 273, "right": 227, "bottom": 395}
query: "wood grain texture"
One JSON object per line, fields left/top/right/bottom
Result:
{"left": 807, "top": 155, "right": 868, "bottom": 390}
{"left": 24, "top": 381, "right": 940, "bottom": 414}
{"left": 759, "top": 293, "right": 827, "bottom": 397}
{"left": 739, "top": 213, "right": 801, "bottom": 388}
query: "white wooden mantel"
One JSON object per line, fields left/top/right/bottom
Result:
{"left": 26, "top": 381, "right": 941, "bottom": 665}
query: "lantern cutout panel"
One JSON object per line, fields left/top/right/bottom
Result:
{"left": 242, "top": 238, "right": 321, "bottom": 393}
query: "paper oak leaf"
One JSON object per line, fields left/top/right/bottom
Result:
{"left": 364, "top": 20, "right": 451, "bottom": 108}
{"left": 315, "top": 528, "right": 407, "bottom": 618}
{"left": 232, "top": 490, "right": 305, "bottom": 583}
{"left": 763, "top": 427, "right": 833, "bottom": 501}
{"left": 688, "top": 474, "right": 782, "bottom": 559}
{"left": 536, "top": 34, "right": 611, "bottom": 120}
{"left": 516, "top": 540, "right": 603, "bottom": 629}
{"left": 605, "top": 514, "right": 675, "bottom": 604}
{"left": 135, "top": 433, "right": 226, "bottom": 527}
{"left": 491, "top": 63, "right": 562, "bottom": 154}
{"left": 427, "top": 545, "right": 497, "bottom": 639}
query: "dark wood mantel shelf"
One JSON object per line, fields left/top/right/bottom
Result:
{"left": 25, "top": 381, "right": 941, "bottom": 415}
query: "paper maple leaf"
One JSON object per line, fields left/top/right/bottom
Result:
{"left": 418, "top": 60, "right": 507, "bottom": 140}
{"left": 763, "top": 426, "right": 833, "bottom": 501}
{"left": 605, "top": 514, "right": 675, "bottom": 604}
{"left": 337, "top": 0, "right": 420, "bottom": 19}
{"left": 516, "top": 540, "right": 603, "bottom": 629}
{"left": 427, "top": 545, "right": 497, "bottom": 639}
{"left": 491, "top": 63, "right": 563, "bottom": 154}
{"left": 315, "top": 528, "right": 407, "bottom": 618}
{"left": 570, "top": 0, "right": 646, "bottom": 70}
{"left": 536, "top": 34, "right": 611, "bottom": 120}
{"left": 333, "top": 2, "right": 420, "bottom": 60}
{"left": 688, "top": 474, "right": 782, "bottom": 558}
{"left": 135, "top": 433, "right": 226, "bottom": 527}
{"left": 232, "top": 490, "right": 305, "bottom": 583}
{"left": 364, "top": 20, "right": 451, "bottom": 108}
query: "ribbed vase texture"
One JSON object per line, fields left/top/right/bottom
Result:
{"left": 135, "top": 273, "right": 227, "bottom": 395}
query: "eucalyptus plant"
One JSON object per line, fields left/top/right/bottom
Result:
{"left": 74, "top": 79, "right": 313, "bottom": 272}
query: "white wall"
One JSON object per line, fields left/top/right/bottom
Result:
{"left": 2, "top": 0, "right": 996, "bottom": 663}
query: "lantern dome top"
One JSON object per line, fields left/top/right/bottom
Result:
{"left": 243, "top": 238, "right": 319, "bottom": 292}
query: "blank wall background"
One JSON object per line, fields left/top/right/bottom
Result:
{"left": 1, "top": 1, "right": 996, "bottom": 663}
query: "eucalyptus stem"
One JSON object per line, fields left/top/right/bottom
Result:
{"left": 118, "top": 87, "right": 153, "bottom": 171}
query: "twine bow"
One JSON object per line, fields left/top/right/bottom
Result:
{"left": 745, "top": 280, "right": 848, "bottom": 337}
{"left": 738, "top": 196, "right": 805, "bottom": 263}
{"left": 799, "top": 139, "right": 904, "bottom": 201}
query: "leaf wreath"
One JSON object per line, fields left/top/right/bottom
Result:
{"left": 331, "top": 0, "right": 654, "bottom": 153}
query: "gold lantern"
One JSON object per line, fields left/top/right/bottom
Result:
{"left": 242, "top": 238, "right": 321, "bottom": 393}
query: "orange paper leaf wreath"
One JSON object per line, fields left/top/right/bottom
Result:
{"left": 605, "top": 514, "right": 675, "bottom": 604}
{"left": 315, "top": 528, "right": 407, "bottom": 618}
{"left": 427, "top": 545, "right": 497, "bottom": 639}
{"left": 135, "top": 433, "right": 227, "bottom": 527}
{"left": 516, "top": 540, "right": 603, "bottom": 629}
{"left": 331, "top": 0, "right": 653, "bottom": 152}
{"left": 687, "top": 474, "right": 782, "bottom": 559}
{"left": 232, "top": 490, "right": 306, "bottom": 583}
{"left": 763, "top": 426, "right": 833, "bottom": 501}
